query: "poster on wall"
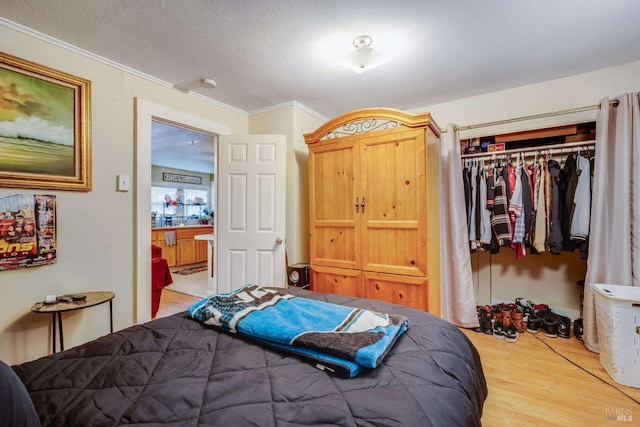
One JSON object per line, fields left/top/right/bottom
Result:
{"left": 0, "top": 194, "right": 56, "bottom": 271}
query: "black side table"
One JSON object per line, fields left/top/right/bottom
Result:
{"left": 31, "top": 291, "right": 115, "bottom": 353}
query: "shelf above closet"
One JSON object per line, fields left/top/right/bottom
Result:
{"left": 461, "top": 139, "right": 595, "bottom": 160}
{"left": 461, "top": 121, "right": 596, "bottom": 159}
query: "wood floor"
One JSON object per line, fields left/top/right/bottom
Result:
{"left": 461, "top": 328, "right": 640, "bottom": 426}
{"left": 157, "top": 291, "right": 640, "bottom": 425}
{"left": 155, "top": 289, "right": 200, "bottom": 319}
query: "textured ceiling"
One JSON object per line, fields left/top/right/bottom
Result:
{"left": 3, "top": 0, "right": 640, "bottom": 119}
{"left": 2, "top": 0, "right": 640, "bottom": 173}
{"left": 151, "top": 121, "right": 216, "bottom": 174}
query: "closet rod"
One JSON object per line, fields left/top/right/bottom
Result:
{"left": 460, "top": 140, "right": 595, "bottom": 160}
{"left": 441, "top": 99, "right": 619, "bottom": 133}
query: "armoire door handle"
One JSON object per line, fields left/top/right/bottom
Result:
{"left": 361, "top": 198, "right": 365, "bottom": 214}
{"left": 355, "top": 197, "right": 359, "bottom": 213}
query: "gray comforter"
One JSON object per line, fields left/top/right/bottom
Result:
{"left": 13, "top": 288, "right": 487, "bottom": 426}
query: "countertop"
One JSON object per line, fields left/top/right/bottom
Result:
{"left": 194, "top": 233, "right": 215, "bottom": 240}
{"left": 152, "top": 224, "right": 213, "bottom": 230}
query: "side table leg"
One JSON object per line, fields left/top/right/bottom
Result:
{"left": 57, "top": 312, "right": 64, "bottom": 351}
{"left": 109, "top": 300, "right": 113, "bottom": 333}
{"left": 52, "top": 313, "right": 57, "bottom": 354}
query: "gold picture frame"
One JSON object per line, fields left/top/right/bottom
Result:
{"left": 0, "top": 52, "right": 91, "bottom": 191}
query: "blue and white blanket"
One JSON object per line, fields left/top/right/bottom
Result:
{"left": 187, "top": 285, "right": 409, "bottom": 377}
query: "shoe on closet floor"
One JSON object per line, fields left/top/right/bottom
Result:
{"left": 556, "top": 315, "right": 572, "bottom": 339}
{"left": 493, "top": 323, "right": 505, "bottom": 340}
{"left": 493, "top": 304, "right": 505, "bottom": 325}
{"left": 515, "top": 297, "right": 535, "bottom": 320}
{"left": 543, "top": 315, "right": 558, "bottom": 338}
{"left": 503, "top": 324, "right": 519, "bottom": 343}
{"left": 474, "top": 305, "right": 493, "bottom": 335}
{"left": 536, "top": 306, "right": 571, "bottom": 339}
{"left": 574, "top": 318, "right": 584, "bottom": 341}
{"left": 500, "top": 306, "right": 513, "bottom": 327}
{"left": 510, "top": 308, "right": 525, "bottom": 333}
{"left": 526, "top": 312, "right": 543, "bottom": 333}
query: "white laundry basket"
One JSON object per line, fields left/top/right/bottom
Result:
{"left": 593, "top": 284, "right": 640, "bottom": 388}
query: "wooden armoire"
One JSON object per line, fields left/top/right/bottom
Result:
{"left": 304, "top": 108, "right": 441, "bottom": 315}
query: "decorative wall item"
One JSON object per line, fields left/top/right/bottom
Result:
{"left": 162, "top": 172, "right": 203, "bottom": 185}
{"left": 0, "top": 193, "right": 56, "bottom": 270}
{"left": 0, "top": 52, "right": 91, "bottom": 191}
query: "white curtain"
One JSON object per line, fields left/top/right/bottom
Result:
{"left": 440, "top": 123, "right": 479, "bottom": 328}
{"left": 583, "top": 92, "right": 640, "bottom": 353}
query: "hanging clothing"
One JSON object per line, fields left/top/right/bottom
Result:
{"left": 506, "top": 163, "right": 517, "bottom": 200}
{"left": 570, "top": 155, "right": 591, "bottom": 242}
{"left": 533, "top": 158, "right": 547, "bottom": 253}
{"left": 463, "top": 165, "right": 472, "bottom": 234}
{"left": 490, "top": 168, "right": 512, "bottom": 246}
{"left": 543, "top": 156, "right": 553, "bottom": 251}
{"left": 509, "top": 165, "right": 526, "bottom": 259}
{"left": 520, "top": 163, "right": 534, "bottom": 246}
{"left": 475, "top": 167, "right": 483, "bottom": 242}
{"left": 561, "top": 154, "right": 578, "bottom": 252}
{"left": 461, "top": 146, "right": 594, "bottom": 259}
{"left": 547, "top": 159, "right": 564, "bottom": 255}
{"left": 485, "top": 167, "right": 501, "bottom": 254}
{"left": 478, "top": 166, "right": 492, "bottom": 246}
{"left": 469, "top": 165, "right": 478, "bottom": 250}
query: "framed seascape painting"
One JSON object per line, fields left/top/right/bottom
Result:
{"left": 0, "top": 52, "right": 91, "bottom": 191}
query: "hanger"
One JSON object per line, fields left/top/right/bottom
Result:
{"left": 581, "top": 144, "right": 594, "bottom": 159}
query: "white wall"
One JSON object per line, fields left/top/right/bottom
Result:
{"left": 410, "top": 61, "right": 640, "bottom": 138}
{"left": 409, "top": 61, "right": 640, "bottom": 317}
{"left": 0, "top": 23, "right": 249, "bottom": 365}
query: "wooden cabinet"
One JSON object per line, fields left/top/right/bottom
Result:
{"left": 152, "top": 226, "right": 213, "bottom": 268}
{"left": 304, "top": 108, "right": 441, "bottom": 314}
{"left": 178, "top": 238, "right": 197, "bottom": 266}
{"left": 196, "top": 238, "right": 208, "bottom": 264}
{"left": 152, "top": 229, "right": 177, "bottom": 267}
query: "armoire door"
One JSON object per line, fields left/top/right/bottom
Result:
{"left": 310, "top": 264, "right": 361, "bottom": 297}
{"left": 359, "top": 127, "right": 427, "bottom": 277}
{"left": 309, "top": 137, "right": 361, "bottom": 269}
{"left": 362, "top": 271, "right": 427, "bottom": 309}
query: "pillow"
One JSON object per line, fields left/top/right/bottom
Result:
{"left": 0, "top": 361, "right": 40, "bottom": 427}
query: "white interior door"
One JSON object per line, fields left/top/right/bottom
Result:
{"left": 217, "top": 134, "right": 287, "bottom": 294}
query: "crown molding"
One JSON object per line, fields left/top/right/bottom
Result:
{"left": 0, "top": 17, "right": 248, "bottom": 116}
{"left": 250, "top": 101, "right": 327, "bottom": 122}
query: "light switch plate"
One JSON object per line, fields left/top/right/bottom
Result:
{"left": 117, "top": 174, "right": 130, "bottom": 191}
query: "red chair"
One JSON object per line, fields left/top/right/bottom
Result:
{"left": 151, "top": 244, "right": 173, "bottom": 318}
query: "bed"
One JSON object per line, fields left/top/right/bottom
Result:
{"left": 10, "top": 287, "right": 487, "bottom": 426}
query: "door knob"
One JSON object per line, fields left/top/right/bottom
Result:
{"left": 275, "top": 238, "right": 283, "bottom": 245}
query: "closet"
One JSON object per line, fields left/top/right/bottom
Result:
{"left": 304, "top": 109, "right": 441, "bottom": 314}
{"left": 461, "top": 122, "right": 595, "bottom": 316}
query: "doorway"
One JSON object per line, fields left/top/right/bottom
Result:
{"left": 135, "top": 98, "right": 230, "bottom": 324}
{"left": 151, "top": 119, "right": 215, "bottom": 301}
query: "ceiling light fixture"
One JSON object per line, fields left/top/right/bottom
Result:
{"left": 341, "top": 35, "right": 390, "bottom": 74}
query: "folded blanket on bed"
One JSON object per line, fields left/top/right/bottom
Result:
{"left": 187, "top": 285, "right": 409, "bottom": 377}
